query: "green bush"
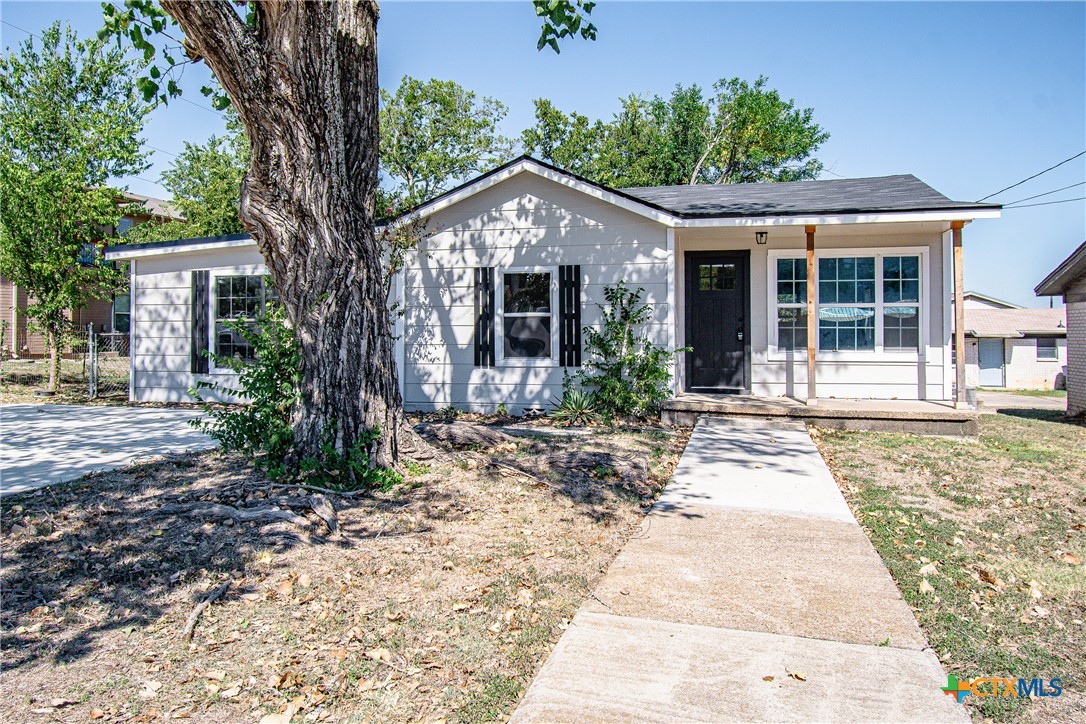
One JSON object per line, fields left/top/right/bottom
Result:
{"left": 567, "top": 282, "right": 683, "bottom": 421}
{"left": 549, "top": 387, "right": 600, "bottom": 426}
{"left": 189, "top": 301, "right": 400, "bottom": 491}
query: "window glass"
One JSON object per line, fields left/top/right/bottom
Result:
{"left": 777, "top": 307, "right": 808, "bottom": 351}
{"left": 1036, "top": 337, "right": 1058, "bottom": 360}
{"left": 883, "top": 255, "right": 920, "bottom": 304}
{"left": 884, "top": 307, "right": 920, "bottom": 350}
{"left": 502, "top": 272, "right": 552, "bottom": 359}
{"left": 776, "top": 258, "right": 807, "bottom": 304}
{"left": 504, "top": 273, "right": 550, "bottom": 313}
{"left": 215, "top": 275, "right": 266, "bottom": 361}
{"left": 818, "top": 307, "right": 875, "bottom": 351}
{"left": 698, "top": 263, "right": 736, "bottom": 291}
{"left": 819, "top": 257, "right": 875, "bottom": 305}
{"left": 112, "top": 295, "right": 130, "bottom": 334}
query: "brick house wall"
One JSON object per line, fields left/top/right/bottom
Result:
{"left": 1067, "top": 275, "right": 1086, "bottom": 415}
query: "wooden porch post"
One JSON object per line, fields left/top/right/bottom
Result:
{"left": 951, "top": 221, "right": 968, "bottom": 408}
{"left": 806, "top": 225, "right": 817, "bottom": 404}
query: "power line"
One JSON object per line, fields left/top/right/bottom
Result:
{"left": 2, "top": 19, "right": 35, "bottom": 38}
{"left": 1003, "top": 196, "right": 1085, "bottom": 210}
{"left": 178, "top": 96, "right": 224, "bottom": 116}
{"left": 975, "top": 150, "right": 1086, "bottom": 202}
{"left": 1002, "top": 181, "right": 1085, "bottom": 206}
{"left": 148, "top": 144, "right": 178, "bottom": 157}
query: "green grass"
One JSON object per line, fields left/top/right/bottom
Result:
{"left": 815, "top": 411, "right": 1086, "bottom": 721}
{"left": 981, "top": 387, "right": 1067, "bottom": 398}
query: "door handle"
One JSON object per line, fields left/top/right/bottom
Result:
{"left": 737, "top": 318, "right": 744, "bottom": 342}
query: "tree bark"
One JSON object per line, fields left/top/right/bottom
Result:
{"left": 46, "top": 329, "right": 59, "bottom": 393}
{"left": 160, "top": 1, "right": 405, "bottom": 475}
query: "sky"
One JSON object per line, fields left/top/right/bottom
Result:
{"left": 2, "top": 1, "right": 1084, "bottom": 306}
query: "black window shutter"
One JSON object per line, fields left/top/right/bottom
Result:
{"left": 191, "top": 270, "right": 210, "bottom": 374}
{"left": 474, "top": 267, "right": 495, "bottom": 367}
{"left": 558, "top": 265, "right": 582, "bottom": 367}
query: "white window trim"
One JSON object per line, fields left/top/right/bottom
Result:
{"left": 494, "top": 266, "right": 559, "bottom": 367}
{"left": 208, "top": 266, "right": 267, "bottom": 374}
{"left": 767, "top": 246, "right": 930, "bottom": 363}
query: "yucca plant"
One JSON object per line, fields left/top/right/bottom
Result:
{"left": 550, "top": 388, "right": 601, "bottom": 427}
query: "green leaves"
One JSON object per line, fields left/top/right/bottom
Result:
{"left": 522, "top": 76, "right": 829, "bottom": 187}
{"left": 534, "top": 0, "right": 598, "bottom": 53}
{"left": 379, "top": 75, "right": 514, "bottom": 210}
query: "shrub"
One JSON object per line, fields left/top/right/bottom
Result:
{"left": 549, "top": 387, "right": 601, "bottom": 426}
{"left": 568, "top": 282, "right": 684, "bottom": 420}
{"left": 189, "top": 301, "right": 401, "bottom": 491}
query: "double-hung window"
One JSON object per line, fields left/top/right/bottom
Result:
{"left": 213, "top": 275, "right": 273, "bottom": 362}
{"left": 1036, "top": 337, "right": 1058, "bottom": 360}
{"left": 499, "top": 271, "right": 554, "bottom": 361}
{"left": 772, "top": 251, "right": 923, "bottom": 354}
{"left": 775, "top": 258, "right": 808, "bottom": 351}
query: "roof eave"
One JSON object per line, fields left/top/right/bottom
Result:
{"left": 1035, "top": 241, "right": 1086, "bottom": 296}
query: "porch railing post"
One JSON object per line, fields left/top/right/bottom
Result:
{"left": 952, "top": 221, "right": 968, "bottom": 409}
{"left": 806, "top": 225, "right": 817, "bottom": 404}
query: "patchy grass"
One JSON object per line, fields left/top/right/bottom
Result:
{"left": 813, "top": 411, "right": 1086, "bottom": 722}
{"left": 1, "top": 424, "right": 687, "bottom": 722}
{"left": 982, "top": 388, "right": 1068, "bottom": 399}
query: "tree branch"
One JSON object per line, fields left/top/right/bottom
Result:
{"left": 159, "top": 0, "right": 260, "bottom": 103}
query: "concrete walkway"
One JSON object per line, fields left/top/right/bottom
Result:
{"left": 0, "top": 404, "right": 213, "bottom": 497}
{"left": 978, "top": 390, "right": 1067, "bottom": 413}
{"left": 512, "top": 418, "right": 967, "bottom": 723}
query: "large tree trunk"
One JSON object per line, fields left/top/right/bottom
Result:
{"left": 162, "top": 1, "right": 404, "bottom": 472}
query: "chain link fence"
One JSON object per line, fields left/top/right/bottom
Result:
{"left": 0, "top": 324, "right": 129, "bottom": 400}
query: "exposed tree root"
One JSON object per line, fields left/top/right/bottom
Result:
{"left": 181, "top": 580, "right": 231, "bottom": 642}
{"left": 155, "top": 502, "right": 310, "bottom": 528}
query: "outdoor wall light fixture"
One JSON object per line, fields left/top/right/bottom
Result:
{"left": 755, "top": 231, "right": 768, "bottom": 245}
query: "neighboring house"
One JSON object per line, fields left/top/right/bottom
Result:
{"left": 1, "top": 191, "right": 181, "bottom": 357}
{"left": 963, "top": 290, "right": 1021, "bottom": 310}
{"left": 1036, "top": 241, "right": 1086, "bottom": 415}
{"left": 962, "top": 304, "right": 1067, "bottom": 389}
{"left": 104, "top": 156, "right": 1000, "bottom": 410}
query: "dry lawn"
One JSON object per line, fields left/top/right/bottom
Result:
{"left": 814, "top": 410, "right": 1086, "bottom": 722}
{"left": 1, "top": 422, "right": 688, "bottom": 723}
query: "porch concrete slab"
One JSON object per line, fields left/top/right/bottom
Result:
{"left": 978, "top": 390, "right": 1067, "bottom": 412}
{"left": 0, "top": 404, "right": 213, "bottom": 497}
{"left": 655, "top": 417, "right": 855, "bottom": 523}
{"left": 511, "top": 611, "right": 967, "bottom": 724}
{"left": 586, "top": 505, "right": 928, "bottom": 649}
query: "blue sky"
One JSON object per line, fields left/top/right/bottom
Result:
{"left": 2, "top": 1, "right": 1084, "bottom": 305}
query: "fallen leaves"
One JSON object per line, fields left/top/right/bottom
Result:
{"left": 919, "top": 579, "right": 935, "bottom": 595}
{"left": 787, "top": 670, "right": 807, "bottom": 682}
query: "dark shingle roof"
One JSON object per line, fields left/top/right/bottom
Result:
{"left": 619, "top": 174, "right": 998, "bottom": 218}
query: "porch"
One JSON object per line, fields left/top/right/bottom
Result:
{"left": 660, "top": 393, "right": 979, "bottom": 437}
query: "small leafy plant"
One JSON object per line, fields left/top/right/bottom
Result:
{"left": 189, "top": 300, "right": 401, "bottom": 491}
{"left": 549, "top": 388, "right": 600, "bottom": 426}
{"left": 567, "top": 282, "right": 684, "bottom": 421}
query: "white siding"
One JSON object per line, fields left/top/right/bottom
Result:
{"left": 401, "top": 173, "right": 670, "bottom": 413}
{"left": 130, "top": 248, "right": 266, "bottom": 403}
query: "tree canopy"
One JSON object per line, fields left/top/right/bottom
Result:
{"left": 379, "top": 75, "right": 514, "bottom": 214}
{"left": 0, "top": 22, "right": 150, "bottom": 389}
{"left": 523, "top": 76, "right": 829, "bottom": 187}
{"left": 128, "top": 110, "right": 249, "bottom": 242}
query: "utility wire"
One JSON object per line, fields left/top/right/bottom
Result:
{"left": 178, "top": 96, "right": 224, "bottom": 115}
{"left": 148, "top": 144, "right": 178, "bottom": 158}
{"left": 2, "top": 19, "right": 35, "bottom": 38}
{"left": 1003, "top": 196, "right": 1085, "bottom": 210}
{"left": 975, "top": 151, "right": 1086, "bottom": 202}
{"left": 1002, "top": 181, "right": 1085, "bottom": 206}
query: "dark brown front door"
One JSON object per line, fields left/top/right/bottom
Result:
{"left": 685, "top": 251, "right": 750, "bottom": 392}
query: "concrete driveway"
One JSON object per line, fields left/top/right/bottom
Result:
{"left": 977, "top": 390, "right": 1067, "bottom": 413}
{"left": 0, "top": 404, "right": 215, "bottom": 497}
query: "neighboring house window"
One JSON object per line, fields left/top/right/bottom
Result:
{"left": 1036, "top": 337, "right": 1058, "bottom": 360}
{"left": 116, "top": 218, "right": 134, "bottom": 236}
{"left": 775, "top": 258, "right": 807, "bottom": 351}
{"left": 500, "top": 271, "right": 554, "bottom": 360}
{"left": 772, "top": 251, "right": 924, "bottom": 354}
{"left": 818, "top": 256, "right": 876, "bottom": 351}
{"left": 112, "top": 295, "right": 130, "bottom": 333}
{"left": 77, "top": 242, "right": 100, "bottom": 266}
{"left": 214, "top": 275, "right": 270, "bottom": 362}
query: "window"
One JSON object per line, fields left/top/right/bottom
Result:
{"left": 699, "top": 263, "right": 736, "bottom": 291}
{"left": 214, "top": 275, "right": 271, "bottom": 362}
{"left": 772, "top": 251, "right": 924, "bottom": 354}
{"left": 882, "top": 256, "right": 920, "bottom": 350}
{"left": 112, "top": 295, "right": 130, "bottom": 334}
{"left": 501, "top": 272, "right": 553, "bottom": 360}
{"left": 775, "top": 258, "right": 807, "bottom": 351}
{"left": 818, "top": 257, "right": 876, "bottom": 351}
{"left": 1037, "top": 337, "right": 1058, "bottom": 360}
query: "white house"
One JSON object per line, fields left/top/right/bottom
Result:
{"left": 104, "top": 156, "right": 1000, "bottom": 412}
{"left": 1036, "top": 241, "right": 1086, "bottom": 415}
{"left": 961, "top": 301, "right": 1067, "bottom": 390}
